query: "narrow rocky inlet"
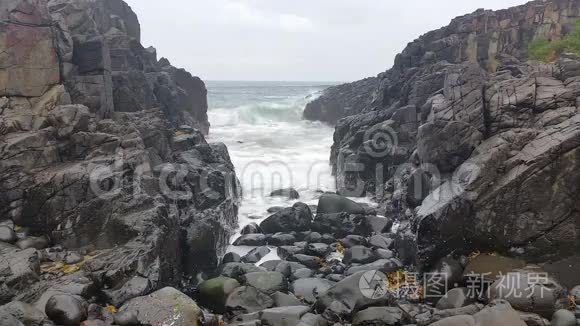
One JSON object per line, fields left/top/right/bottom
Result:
{"left": 1, "top": 0, "right": 580, "bottom": 325}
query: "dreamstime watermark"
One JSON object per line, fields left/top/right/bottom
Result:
{"left": 85, "top": 124, "right": 480, "bottom": 205}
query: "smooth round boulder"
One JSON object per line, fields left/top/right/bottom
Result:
{"left": 0, "top": 226, "right": 17, "bottom": 244}
{"left": 316, "top": 193, "right": 366, "bottom": 215}
{"left": 113, "top": 310, "right": 140, "bottom": 326}
{"left": 292, "top": 268, "right": 315, "bottom": 280}
{"left": 16, "top": 236, "right": 48, "bottom": 250}
{"left": 119, "top": 287, "right": 202, "bottom": 326}
{"left": 352, "top": 307, "right": 403, "bottom": 326}
{"left": 260, "top": 203, "right": 312, "bottom": 234}
{"left": 552, "top": 309, "right": 576, "bottom": 326}
{"left": 306, "top": 243, "right": 330, "bottom": 257}
{"left": 268, "top": 233, "right": 296, "bottom": 246}
{"left": 368, "top": 235, "right": 394, "bottom": 250}
{"left": 304, "top": 232, "right": 322, "bottom": 243}
{"left": 45, "top": 294, "right": 87, "bottom": 326}
{"left": 198, "top": 276, "right": 241, "bottom": 313}
{"left": 233, "top": 234, "right": 267, "bottom": 246}
{"left": 288, "top": 254, "right": 322, "bottom": 269}
{"left": 242, "top": 272, "right": 288, "bottom": 295}
{"left": 270, "top": 188, "right": 300, "bottom": 199}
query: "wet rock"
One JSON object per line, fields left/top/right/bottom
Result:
{"left": 345, "top": 259, "right": 402, "bottom": 276}
{"left": 119, "top": 287, "right": 202, "bottom": 326}
{"left": 64, "top": 252, "right": 83, "bottom": 265}
{"left": 226, "top": 286, "right": 274, "bottom": 315}
{"left": 425, "top": 257, "right": 464, "bottom": 299}
{"left": 223, "top": 252, "right": 242, "bottom": 264}
{"left": 270, "top": 188, "right": 300, "bottom": 200}
{"left": 312, "top": 213, "right": 373, "bottom": 238}
{"left": 288, "top": 254, "right": 323, "bottom": 269}
{"left": 233, "top": 234, "right": 267, "bottom": 246}
{"left": 463, "top": 254, "right": 526, "bottom": 281}
{"left": 105, "top": 276, "right": 151, "bottom": 307}
{"left": 374, "top": 248, "right": 394, "bottom": 260}
{"left": 297, "top": 313, "right": 329, "bottom": 326}
{"left": 306, "top": 243, "right": 330, "bottom": 257}
{"left": 316, "top": 194, "right": 366, "bottom": 215}
{"left": 16, "top": 237, "right": 49, "bottom": 250}
{"left": 291, "top": 278, "right": 335, "bottom": 304}
{"left": 45, "top": 294, "right": 88, "bottom": 326}
{"left": 260, "top": 306, "right": 310, "bottom": 325}
{"left": 242, "top": 246, "right": 271, "bottom": 264}
{"left": 472, "top": 300, "right": 526, "bottom": 326}
{"left": 274, "top": 261, "right": 308, "bottom": 276}
{"left": 292, "top": 268, "right": 315, "bottom": 280}
{"left": 0, "top": 248, "right": 40, "bottom": 293}
{"left": 551, "top": 309, "right": 576, "bottom": 326}
{"left": 260, "top": 203, "right": 312, "bottom": 234}
{"left": 268, "top": 233, "right": 297, "bottom": 246}
{"left": 272, "top": 291, "right": 304, "bottom": 307}
{"left": 220, "top": 263, "right": 266, "bottom": 281}
{"left": 304, "top": 232, "right": 323, "bottom": 243}
{"left": 326, "top": 274, "right": 344, "bottom": 282}
{"left": 368, "top": 235, "right": 394, "bottom": 250}
{"left": 320, "top": 234, "right": 336, "bottom": 244}
{"left": 113, "top": 310, "right": 140, "bottom": 326}
{"left": 0, "top": 226, "right": 17, "bottom": 244}
{"left": 352, "top": 307, "right": 403, "bottom": 326}
{"left": 430, "top": 315, "right": 475, "bottom": 326}
{"left": 436, "top": 288, "right": 476, "bottom": 310}
{"left": 242, "top": 272, "right": 288, "bottom": 295}
{"left": 241, "top": 223, "right": 263, "bottom": 235}
{"left": 198, "top": 276, "right": 241, "bottom": 313}
{"left": 488, "top": 269, "right": 565, "bottom": 318}
{"left": 260, "top": 260, "right": 282, "bottom": 271}
{"left": 267, "top": 207, "right": 284, "bottom": 213}
{"left": 0, "top": 301, "right": 49, "bottom": 325}
{"left": 343, "top": 246, "right": 377, "bottom": 264}
{"left": 339, "top": 235, "right": 368, "bottom": 248}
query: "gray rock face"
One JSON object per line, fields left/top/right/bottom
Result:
{"left": 304, "top": 0, "right": 580, "bottom": 268}
{"left": 0, "top": 0, "right": 240, "bottom": 315}
{"left": 119, "top": 287, "right": 202, "bottom": 326}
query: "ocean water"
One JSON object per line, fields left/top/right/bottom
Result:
{"left": 206, "top": 81, "right": 338, "bottom": 259}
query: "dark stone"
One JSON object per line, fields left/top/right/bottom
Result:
{"left": 198, "top": 276, "right": 241, "bottom": 313}
{"left": 113, "top": 310, "right": 140, "bottom": 326}
{"left": 288, "top": 254, "right": 323, "bottom": 269}
{"left": 241, "top": 223, "right": 262, "bottom": 235}
{"left": 312, "top": 213, "right": 373, "bottom": 238}
{"left": 306, "top": 243, "right": 330, "bottom": 257}
{"left": 345, "top": 259, "right": 402, "bottom": 276}
{"left": 223, "top": 252, "right": 241, "bottom": 264}
{"left": 272, "top": 291, "right": 304, "bottom": 307}
{"left": 316, "top": 194, "right": 366, "bottom": 215}
{"left": 352, "top": 307, "right": 403, "bottom": 326}
{"left": 260, "top": 203, "right": 312, "bottom": 234}
{"left": 242, "top": 272, "right": 288, "bottom": 295}
{"left": 220, "top": 263, "right": 266, "bottom": 281}
{"left": 0, "top": 226, "right": 17, "bottom": 244}
{"left": 368, "top": 235, "right": 394, "bottom": 250}
{"left": 277, "top": 246, "right": 305, "bottom": 259}
{"left": 291, "top": 278, "right": 335, "bottom": 304}
{"left": 242, "top": 246, "right": 271, "bottom": 264}
{"left": 16, "top": 237, "right": 48, "bottom": 250}
{"left": 270, "top": 188, "right": 300, "bottom": 200}
{"left": 225, "top": 286, "right": 275, "bottom": 315}
{"left": 268, "top": 233, "right": 297, "bottom": 246}
{"left": 45, "top": 294, "right": 88, "bottom": 326}
{"left": 233, "top": 234, "right": 267, "bottom": 246}
{"left": 343, "top": 246, "right": 378, "bottom": 264}
{"left": 304, "top": 232, "right": 322, "bottom": 243}
{"left": 292, "top": 268, "right": 315, "bottom": 280}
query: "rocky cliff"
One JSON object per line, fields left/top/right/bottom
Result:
{"left": 0, "top": 0, "right": 239, "bottom": 317}
{"left": 305, "top": 0, "right": 580, "bottom": 270}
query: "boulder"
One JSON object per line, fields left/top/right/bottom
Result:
{"left": 268, "top": 233, "right": 297, "bottom": 246}
{"left": 220, "top": 263, "right": 266, "bottom": 281}
{"left": 343, "top": 246, "right": 378, "bottom": 264}
{"left": 241, "top": 223, "right": 262, "bottom": 235}
{"left": 551, "top": 310, "right": 576, "bottom": 326}
{"left": 242, "top": 246, "right": 271, "bottom": 264}
{"left": 260, "top": 203, "right": 312, "bottom": 234}
{"left": 487, "top": 269, "right": 565, "bottom": 318}
{"left": 45, "top": 294, "right": 88, "bottom": 326}
{"left": 352, "top": 307, "right": 403, "bottom": 326}
{"left": 291, "top": 278, "right": 335, "bottom": 304}
{"left": 242, "top": 272, "right": 288, "bottom": 295}
{"left": 436, "top": 288, "right": 476, "bottom": 310}
{"left": 233, "top": 234, "right": 267, "bottom": 246}
{"left": 260, "top": 306, "right": 311, "bottom": 325}
{"left": 472, "top": 300, "right": 526, "bottom": 326}
{"left": 119, "top": 287, "right": 202, "bottom": 326}
{"left": 225, "top": 286, "right": 274, "bottom": 315}
{"left": 104, "top": 276, "right": 151, "bottom": 307}
{"left": 198, "top": 277, "right": 241, "bottom": 313}
{"left": 270, "top": 188, "right": 300, "bottom": 200}
{"left": 0, "top": 226, "right": 17, "bottom": 244}
{"left": 316, "top": 194, "right": 366, "bottom": 215}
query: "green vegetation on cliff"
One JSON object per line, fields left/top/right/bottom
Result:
{"left": 529, "top": 19, "right": 580, "bottom": 62}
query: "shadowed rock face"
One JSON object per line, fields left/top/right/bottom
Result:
{"left": 0, "top": 0, "right": 239, "bottom": 309}
{"left": 304, "top": 0, "right": 580, "bottom": 268}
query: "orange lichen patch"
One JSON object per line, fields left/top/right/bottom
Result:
{"left": 106, "top": 304, "right": 118, "bottom": 314}
{"left": 386, "top": 270, "right": 406, "bottom": 289}
{"left": 40, "top": 255, "right": 95, "bottom": 275}
{"left": 313, "top": 256, "right": 327, "bottom": 267}
{"left": 569, "top": 295, "right": 577, "bottom": 310}
{"left": 336, "top": 242, "right": 345, "bottom": 254}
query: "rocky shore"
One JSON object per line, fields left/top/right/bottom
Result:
{"left": 1, "top": 0, "right": 580, "bottom": 325}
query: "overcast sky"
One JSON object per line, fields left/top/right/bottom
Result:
{"left": 124, "top": 0, "right": 527, "bottom": 82}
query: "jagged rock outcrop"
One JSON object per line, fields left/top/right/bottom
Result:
{"left": 0, "top": 0, "right": 239, "bottom": 318}
{"left": 305, "top": 0, "right": 580, "bottom": 269}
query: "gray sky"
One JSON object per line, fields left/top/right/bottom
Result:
{"left": 124, "top": 0, "right": 527, "bottom": 82}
